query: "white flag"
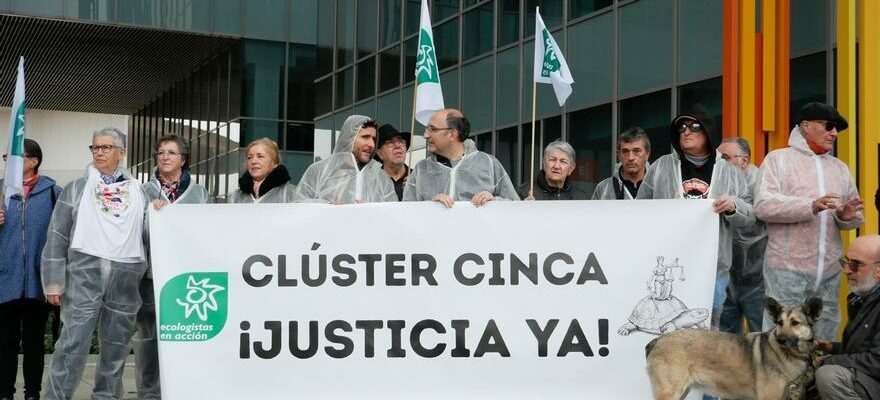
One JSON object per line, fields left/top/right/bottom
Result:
{"left": 413, "top": 0, "right": 444, "bottom": 125}
{"left": 533, "top": 7, "right": 574, "bottom": 106}
{"left": 4, "top": 56, "right": 26, "bottom": 205}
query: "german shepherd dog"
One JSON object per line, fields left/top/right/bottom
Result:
{"left": 645, "top": 297, "right": 822, "bottom": 400}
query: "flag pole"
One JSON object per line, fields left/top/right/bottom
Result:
{"left": 408, "top": 83, "right": 420, "bottom": 168}
{"left": 529, "top": 80, "right": 537, "bottom": 198}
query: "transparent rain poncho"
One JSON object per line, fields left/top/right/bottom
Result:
{"left": 294, "top": 115, "right": 397, "bottom": 203}
{"left": 228, "top": 182, "right": 297, "bottom": 204}
{"left": 755, "top": 126, "right": 863, "bottom": 340}
{"left": 591, "top": 162, "right": 650, "bottom": 200}
{"left": 402, "top": 139, "right": 519, "bottom": 202}
{"left": 40, "top": 166, "right": 149, "bottom": 400}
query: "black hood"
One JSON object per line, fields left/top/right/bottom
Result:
{"left": 239, "top": 164, "right": 291, "bottom": 197}
{"left": 669, "top": 103, "right": 716, "bottom": 157}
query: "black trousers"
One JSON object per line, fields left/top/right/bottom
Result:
{"left": 0, "top": 298, "right": 50, "bottom": 398}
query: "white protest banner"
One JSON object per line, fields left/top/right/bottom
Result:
{"left": 150, "top": 200, "right": 719, "bottom": 399}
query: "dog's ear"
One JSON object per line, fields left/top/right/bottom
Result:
{"left": 765, "top": 297, "right": 784, "bottom": 320}
{"left": 803, "top": 297, "right": 823, "bottom": 324}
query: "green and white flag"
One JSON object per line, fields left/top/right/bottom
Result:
{"left": 414, "top": 0, "right": 444, "bottom": 125}
{"left": 533, "top": 7, "right": 574, "bottom": 106}
{"left": 4, "top": 56, "right": 26, "bottom": 205}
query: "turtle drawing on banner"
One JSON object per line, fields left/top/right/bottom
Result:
{"left": 617, "top": 256, "right": 709, "bottom": 336}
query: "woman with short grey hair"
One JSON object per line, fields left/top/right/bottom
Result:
{"left": 517, "top": 140, "right": 588, "bottom": 200}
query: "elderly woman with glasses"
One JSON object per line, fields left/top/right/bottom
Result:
{"left": 229, "top": 137, "right": 296, "bottom": 203}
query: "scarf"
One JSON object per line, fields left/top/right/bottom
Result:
{"left": 70, "top": 166, "right": 145, "bottom": 263}
{"left": 161, "top": 179, "right": 180, "bottom": 203}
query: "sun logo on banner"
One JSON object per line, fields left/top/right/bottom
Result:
{"left": 176, "top": 275, "right": 225, "bottom": 321}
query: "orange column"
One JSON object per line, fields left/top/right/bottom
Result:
{"left": 769, "top": 0, "right": 790, "bottom": 151}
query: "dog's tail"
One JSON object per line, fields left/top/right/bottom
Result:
{"left": 645, "top": 337, "right": 660, "bottom": 359}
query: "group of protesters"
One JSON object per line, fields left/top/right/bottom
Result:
{"left": 0, "top": 103, "right": 878, "bottom": 400}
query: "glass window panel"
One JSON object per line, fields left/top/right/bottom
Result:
{"left": 401, "top": 85, "right": 414, "bottom": 129}
{"left": 117, "top": 0, "right": 159, "bottom": 25}
{"left": 525, "top": 0, "right": 563, "bottom": 37}
{"left": 569, "top": 0, "right": 612, "bottom": 20}
{"left": 288, "top": 44, "right": 317, "bottom": 120}
{"left": 317, "top": 0, "right": 335, "bottom": 76}
{"left": 379, "top": 45, "right": 402, "bottom": 92}
{"left": 380, "top": 0, "right": 402, "bottom": 47}
{"left": 405, "top": 0, "right": 420, "bottom": 35}
{"left": 496, "top": 47, "right": 519, "bottom": 126}
{"left": 240, "top": 119, "right": 283, "bottom": 149}
{"left": 378, "top": 90, "right": 402, "bottom": 128}
{"left": 283, "top": 150, "right": 314, "bottom": 184}
{"left": 404, "top": 36, "right": 418, "bottom": 83}
{"left": 243, "top": 0, "right": 286, "bottom": 41}
{"left": 213, "top": 0, "right": 241, "bottom": 35}
{"left": 434, "top": 0, "right": 459, "bottom": 20}
{"left": 65, "top": 0, "right": 114, "bottom": 21}
{"left": 498, "top": 0, "right": 519, "bottom": 47}
{"left": 228, "top": 44, "right": 243, "bottom": 119}
{"left": 0, "top": 0, "right": 9, "bottom": 11}
{"left": 678, "top": 0, "right": 722, "bottom": 82}
{"left": 357, "top": 0, "right": 378, "bottom": 59}
{"left": 461, "top": 57, "right": 493, "bottom": 132}
{"left": 568, "top": 13, "right": 613, "bottom": 108}
{"left": 354, "top": 99, "right": 377, "bottom": 119}
{"left": 242, "top": 40, "right": 285, "bottom": 119}
{"left": 291, "top": 0, "right": 318, "bottom": 44}
{"left": 567, "top": 103, "right": 611, "bottom": 196}
{"left": 789, "top": 52, "right": 827, "bottom": 125}
{"left": 619, "top": 89, "right": 671, "bottom": 160}
{"left": 522, "top": 40, "right": 561, "bottom": 118}
{"left": 678, "top": 77, "right": 722, "bottom": 144}
{"left": 286, "top": 122, "right": 315, "bottom": 151}
{"left": 496, "top": 126, "right": 518, "bottom": 183}
{"left": 357, "top": 57, "right": 377, "bottom": 101}
{"left": 336, "top": 67, "right": 355, "bottom": 108}
{"left": 619, "top": 0, "right": 673, "bottom": 96}
{"left": 163, "top": 0, "right": 210, "bottom": 31}
{"left": 13, "top": 0, "right": 62, "bottom": 16}
{"left": 791, "top": 0, "right": 827, "bottom": 56}
{"left": 475, "top": 132, "right": 493, "bottom": 154}
{"left": 463, "top": 2, "right": 493, "bottom": 60}
{"left": 337, "top": 0, "right": 356, "bottom": 67}
{"left": 316, "top": 78, "right": 334, "bottom": 116}
{"left": 435, "top": 18, "right": 459, "bottom": 70}
{"left": 441, "top": 68, "right": 459, "bottom": 109}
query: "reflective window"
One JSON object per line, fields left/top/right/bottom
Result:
{"left": 405, "top": 0, "right": 420, "bottom": 35}
{"left": 357, "top": 57, "right": 376, "bottom": 101}
{"left": 65, "top": 0, "right": 115, "bottom": 21}
{"left": 434, "top": 0, "right": 459, "bottom": 20}
{"left": 315, "top": 78, "right": 333, "bottom": 116}
{"left": 475, "top": 131, "right": 492, "bottom": 153}
{"left": 337, "top": 0, "right": 356, "bottom": 67}
{"left": 354, "top": 99, "right": 377, "bottom": 119}
{"left": 568, "top": 12, "right": 613, "bottom": 108}
{"left": 336, "top": 67, "right": 355, "bottom": 108}
{"left": 789, "top": 52, "right": 827, "bottom": 125}
{"left": 380, "top": 0, "right": 402, "bottom": 47}
{"left": 286, "top": 122, "right": 315, "bottom": 152}
{"left": 441, "top": 68, "right": 459, "bottom": 109}
{"left": 525, "top": 0, "right": 563, "bottom": 37}
{"left": 284, "top": 150, "right": 314, "bottom": 184}
{"left": 569, "top": 0, "right": 612, "bottom": 20}
{"left": 404, "top": 36, "right": 418, "bottom": 83}
{"left": 241, "top": 119, "right": 283, "bottom": 151}
{"left": 0, "top": 0, "right": 9, "bottom": 11}
{"left": 291, "top": 0, "right": 318, "bottom": 44}
{"left": 117, "top": 0, "right": 159, "bottom": 25}
{"left": 213, "top": 0, "right": 241, "bottom": 35}
{"left": 401, "top": 85, "right": 413, "bottom": 128}
{"left": 378, "top": 90, "right": 402, "bottom": 128}
{"left": 317, "top": 0, "right": 335, "bottom": 76}
{"left": 619, "top": 0, "right": 672, "bottom": 96}
{"left": 163, "top": 0, "right": 210, "bottom": 31}
{"left": 463, "top": 2, "right": 493, "bottom": 60}
{"left": 461, "top": 57, "right": 493, "bottom": 132}
{"left": 498, "top": 0, "right": 519, "bottom": 47}
{"left": 435, "top": 18, "right": 460, "bottom": 70}
{"left": 496, "top": 126, "right": 518, "bottom": 183}
{"left": 243, "top": 0, "right": 286, "bottom": 41}
{"left": 242, "top": 40, "right": 284, "bottom": 119}
{"left": 568, "top": 103, "right": 612, "bottom": 195}
{"left": 678, "top": 77, "right": 722, "bottom": 144}
{"left": 357, "top": 0, "right": 377, "bottom": 59}
{"left": 288, "top": 44, "right": 317, "bottom": 120}
{"left": 678, "top": 0, "right": 722, "bottom": 82}
{"left": 620, "top": 89, "right": 671, "bottom": 160}
{"left": 791, "top": 0, "right": 827, "bottom": 56}
{"left": 496, "top": 47, "right": 520, "bottom": 126}
{"left": 379, "top": 45, "right": 401, "bottom": 92}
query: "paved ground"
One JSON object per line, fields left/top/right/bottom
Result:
{"left": 14, "top": 355, "right": 139, "bottom": 400}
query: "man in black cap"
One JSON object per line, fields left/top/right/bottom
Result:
{"left": 374, "top": 124, "right": 412, "bottom": 201}
{"left": 755, "top": 101, "right": 865, "bottom": 340}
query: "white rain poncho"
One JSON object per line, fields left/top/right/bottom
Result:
{"left": 135, "top": 168, "right": 211, "bottom": 400}
{"left": 755, "top": 126, "right": 863, "bottom": 340}
{"left": 229, "top": 164, "right": 297, "bottom": 204}
{"left": 402, "top": 139, "right": 519, "bottom": 202}
{"left": 40, "top": 165, "right": 149, "bottom": 400}
{"left": 591, "top": 162, "right": 649, "bottom": 200}
{"left": 294, "top": 115, "right": 397, "bottom": 203}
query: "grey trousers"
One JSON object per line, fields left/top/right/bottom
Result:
{"left": 132, "top": 276, "right": 161, "bottom": 400}
{"left": 816, "top": 365, "right": 869, "bottom": 400}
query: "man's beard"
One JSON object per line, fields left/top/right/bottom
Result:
{"left": 851, "top": 273, "right": 880, "bottom": 297}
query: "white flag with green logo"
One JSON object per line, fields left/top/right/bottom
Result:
{"left": 533, "top": 7, "right": 574, "bottom": 106}
{"left": 4, "top": 56, "right": 26, "bottom": 205}
{"left": 414, "top": 0, "right": 444, "bottom": 125}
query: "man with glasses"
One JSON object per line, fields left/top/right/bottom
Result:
{"left": 716, "top": 137, "right": 768, "bottom": 334}
{"left": 41, "top": 127, "right": 149, "bottom": 400}
{"left": 637, "top": 104, "right": 754, "bottom": 328}
{"left": 813, "top": 234, "right": 880, "bottom": 400}
{"left": 403, "top": 108, "right": 518, "bottom": 207}
{"left": 592, "top": 127, "right": 651, "bottom": 200}
{"left": 374, "top": 124, "right": 412, "bottom": 201}
{"left": 755, "top": 102, "right": 864, "bottom": 341}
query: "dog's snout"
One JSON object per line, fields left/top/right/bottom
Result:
{"left": 776, "top": 335, "right": 797, "bottom": 348}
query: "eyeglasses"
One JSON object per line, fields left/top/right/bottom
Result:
{"left": 425, "top": 125, "right": 454, "bottom": 134}
{"left": 677, "top": 122, "right": 703, "bottom": 134}
{"left": 155, "top": 150, "right": 182, "bottom": 158}
{"left": 839, "top": 256, "right": 880, "bottom": 272}
{"left": 813, "top": 120, "right": 837, "bottom": 131}
{"left": 89, "top": 144, "right": 118, "bottom": 154}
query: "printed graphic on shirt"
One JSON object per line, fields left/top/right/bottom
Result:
{"left": 94, "top": 181, "right": 133, "bottom": 217}
{"left": 681, "top": 178, "right": 710, "bottom": 199}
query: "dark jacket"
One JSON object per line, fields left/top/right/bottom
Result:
{"left": 826, "top": 288, "right": 880, "bottom": 399}
{"left": 516, "top": 170, "right": 588, "bottom": 200}
{"left": 0, "top": 176, "right": 62, "bottom": 304}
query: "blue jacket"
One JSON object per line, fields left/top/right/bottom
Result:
{"left": 0, "top": 176, "right": 62, "bottom": 304}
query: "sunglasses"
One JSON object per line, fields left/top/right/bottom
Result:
{"left": 818, "top": 121, "right": 837, "bottom": 131}
{"left": 677, "top": 122, "right": 703, "bottom": 134}
{"left": 839, "top": 256, "right": 880, "bottom": 272}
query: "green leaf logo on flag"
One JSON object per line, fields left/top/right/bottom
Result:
{"left": 416, "top": 28, "right": 440, "bottom": 84}
{"left": 10, "top": 102, "right": 25, "bottom": 157}
{"left": 541, "top": 29, "right": 561, "bottom": 78}
{"left": 159, "top": 272, "right": 228, "bottom": 342}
